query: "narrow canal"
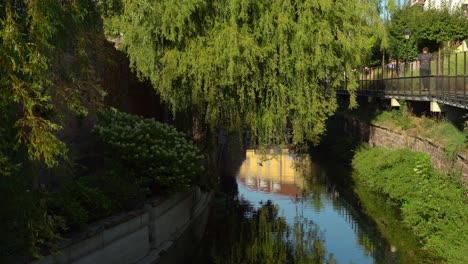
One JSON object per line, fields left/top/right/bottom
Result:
{"left": 192, "top": 148, "right": 430, "bottom": 264}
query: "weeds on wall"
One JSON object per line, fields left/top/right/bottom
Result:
{"left": 373, "top": 101, "right": 413, "bottom": 130}
{"left": 349, "top": 101, "right": 467, "bottom": 160}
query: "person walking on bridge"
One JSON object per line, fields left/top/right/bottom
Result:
{"left": 417, "top": 47, "right": 433, "bottom": 91}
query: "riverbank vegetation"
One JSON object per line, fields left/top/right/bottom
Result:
{"left": 0, "top": 109, "right": 205, "bottom": 261}
{"left": 2, "top": 0, "right": 467, "bottom": 263}
{"left": 352, "top": 174, "right": 441, "bottom": 263}
{"left": 345, "top": 102, "right": 467, "bottom": 159}
{"left": 352, "top": 146, "right": 468, "bottom": 263}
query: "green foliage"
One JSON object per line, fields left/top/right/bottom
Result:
{"left": 94, "top": 109, "right": 204, "bottom": 191}
{"left": 353, "top": 173, "right": 440, "bottom": 263}
{"left": 352, "top": 147, "right": 468, "bottom": 263}
{"left": 83, "top": 166, "right": 147, "bottom": 212}
{"left": 387, "top": 4, "right": 468, "bottom": 60}
{"left": 353, "top": 104, "right": 467, "bottom": 158}
{"left": 374, "top": 102, "right": 413, "bottom": 130}
{"left": 419, "top": 115, "right": 467, "bottom": 160}
{"left": 50, "top": 178, "right": 113, "bottom": 230}
{"left": 0, "top": 0, "right": 108, "bottom": 167}
{"left": 107, "top": 0, "right": 385, "bottom": 146}
{"left": 0, "top": 156, "right": 64, "bottom": 261}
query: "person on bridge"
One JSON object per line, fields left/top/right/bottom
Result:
{"left": 417, "top": 47, "right": 433, "bottom": 91}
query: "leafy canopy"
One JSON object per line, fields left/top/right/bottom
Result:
{"left": 387, "top": 4, "right": 468, "bottom": 60}
{"left": 108, "top": 0, "right": 384, "bottom": 145}
{"left": 0, "top": 0, "right": 107, "bottom": 167}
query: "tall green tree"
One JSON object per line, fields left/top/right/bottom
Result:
{"left": 387, "top": 4, "right": 468, "bottom": 60}
{"left": 108, "top": 0, "right": 384, "bottom": 146}
{"left": 0, "top": 0, "right": 107, "bottom": 167}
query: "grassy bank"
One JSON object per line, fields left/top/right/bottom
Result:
{"left": 352, "top": 147, "right": 468, "bottom": 263}
{"left": 346, "top": 103, "right": 467, "bottom": 159}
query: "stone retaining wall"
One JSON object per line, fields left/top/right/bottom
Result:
{"left": 34, "top": 188, "right": 213, "bottom": 264}
{"left": 342, "top": 116, "right": 468, "bottom": 182}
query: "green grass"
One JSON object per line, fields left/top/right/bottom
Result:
{"left": 352, "top": 147, "right": 468, "bottom": 264}
{"left": 369, "top": 106, "right": 467, "bottom": 159}
{"left": 418, "top": 116, "right": 467, "bottom": 159}
{"left": 435, "top": 52, "right": 467, "bottom": 76}
{"left": 353, "top": 175, "right": 440, "bottom": 264}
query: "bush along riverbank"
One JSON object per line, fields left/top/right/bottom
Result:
{"left": 352, "top": 146, "right": 468, "bottom": 263}
{"left": 0, "top": 109, "right": 207, "bottom": 262}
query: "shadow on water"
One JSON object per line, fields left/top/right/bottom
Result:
{"left": 191, "top": 146, "right": 433, "bottom": 264}
{"left": 192, "top": 196, "right": 336, "bottom": 264}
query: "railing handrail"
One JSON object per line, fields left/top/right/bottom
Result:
{"left": 338, "top": 50, "right": 468, "bottom": 109}
{"left": 358, "top": 50, "right": 468, "bottom": 81}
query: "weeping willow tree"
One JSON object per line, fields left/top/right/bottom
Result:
{"left": 108, "top": 0, "right": 385, "bottom": 145}
{"left": 0, "top": 0, "right": 108, "bottom": 167}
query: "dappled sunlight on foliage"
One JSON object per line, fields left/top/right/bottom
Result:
{"left": 106, "top": 0, "right": 385, "bottom": 146}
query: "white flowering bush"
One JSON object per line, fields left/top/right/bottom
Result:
{"left": 94, "top": 109, "right": 204, "bottom": 191}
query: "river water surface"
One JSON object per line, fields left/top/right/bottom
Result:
{"left": 194, "top": 148, "right": 429, "bottom": 263}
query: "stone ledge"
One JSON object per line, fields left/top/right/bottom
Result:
{"left": 33, "top": 189, "right": 213, "bottom": 264}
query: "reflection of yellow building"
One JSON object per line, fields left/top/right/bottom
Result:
{"left": 237, "top": 149, "right": 307, "bottom": 196}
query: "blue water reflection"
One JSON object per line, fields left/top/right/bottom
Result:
{"left": 236, "top": 149, "right": 379, "bottom": 264}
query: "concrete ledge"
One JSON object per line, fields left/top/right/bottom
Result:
{"left": 33, "top": 188, "right": 213, "bottom": 264}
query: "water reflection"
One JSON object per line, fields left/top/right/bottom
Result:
{"left": 195, "top": 148, "right": 430, "bottom": 264}
{"left": 236, "top": 149, "right": 386, "bottom": 264}
{"left": 238, "top": 149, "right": 304, "bottom": 196}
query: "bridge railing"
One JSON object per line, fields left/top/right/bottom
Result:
{"left": 349, "top": 51, "right": 468, "bottom": 107}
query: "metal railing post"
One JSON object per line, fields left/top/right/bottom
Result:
{"left": 463, "top": 51, "right": 468, "bottom": 104}
{"left": 448, "top": 54, "right": 451, "bottom": 99}
{"left": 411, "top": 61, "right": 414, "bottom": 96}
{"left": 455, "top": 52, "right": 458, "bottom": 99}
{"left": 464, "top": 51, "right": 467, "bottom": 102}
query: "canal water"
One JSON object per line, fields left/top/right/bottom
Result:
{"left": 192, "top": 148, "right": 430, "bottom": 264}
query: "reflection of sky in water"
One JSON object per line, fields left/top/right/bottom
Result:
{"left": 236, "top": 150, "right": 374, "bottom": 264}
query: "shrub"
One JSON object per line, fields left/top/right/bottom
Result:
{"left": 49, "top": 178, "right": 113, "bottom": 230}
{"left": 83, "top": 166, "right": 147, "bottom": 211}
{"left": 0, "top": 156, "right": 64, "bottom": 260}
{"left": 93, "top": 109, "right": 204, "bottom": 192}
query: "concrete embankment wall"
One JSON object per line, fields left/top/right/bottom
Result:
{"left": 35, "top": 188, "right": 212, "bottom": 264}
{"left": 341, "top": 116, "right": 468, "bottom": 182}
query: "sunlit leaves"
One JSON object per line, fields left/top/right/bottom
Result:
{"left": 0, "top": 0, "right": 107, "bottom": 167}
{"left": 108, "top": 0, "right": 383, "bottom": 146}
